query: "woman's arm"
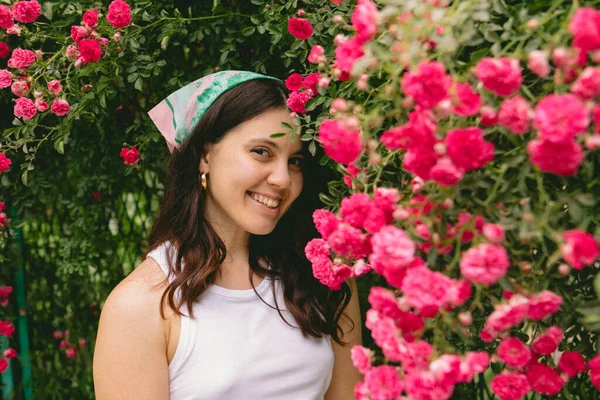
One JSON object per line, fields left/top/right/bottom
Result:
{"left": 93, "top": 259, "right": 171, "bottom": 400}
{"left": 324, "top": 277, "right": 363, "bottom": 400}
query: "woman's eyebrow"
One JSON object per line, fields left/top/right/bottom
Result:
{"left": 249, "top": 138, "right": 303, "bottom": 155}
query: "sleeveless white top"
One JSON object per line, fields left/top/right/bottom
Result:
{"left": 146, "top": 242, "right": 334, "bottom": 400}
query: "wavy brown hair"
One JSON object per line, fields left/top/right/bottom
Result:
{"left": 145, "top": 78, "right": 352, "bottom": 344}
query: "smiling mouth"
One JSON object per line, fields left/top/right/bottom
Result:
{"left": 247, "top": 192, "right": 281, "bottom": 210}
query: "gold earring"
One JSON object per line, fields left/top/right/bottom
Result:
{"left": 201, "top": 173, "right": 207, "bottom": 190}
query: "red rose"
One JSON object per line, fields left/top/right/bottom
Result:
{"left": 83, "top": 9, "right": 99, "bottom": 28}
{"left": 78, "top": 39, "right": 102, "bottom": 64}
{"left": 0, "top": 153, "right": 12, "bottom": 173}
{"left": 0, "top": 42, "right": 9, "bottom": 58}
{"left": 0, "top": 321, "right": 15, "bottom": 337}
{"left": 120, "top": 146, "right": 139, "bottom": 165}
{"left": 303, "top": 72, "right": 321, "bottom": 93}
{"left": 285, "top": 73, "right": 303, "bottom": 91}
{"left": 106, "top": 0, "right": 132, "bottom": 29}
{"left": 288, "top": 18, "right": 313, "bottom": 40}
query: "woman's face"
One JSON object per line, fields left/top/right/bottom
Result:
{"left": 200, "top": 107, "right": 304, "bottom": 236}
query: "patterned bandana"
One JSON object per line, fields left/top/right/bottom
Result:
{"left": 148, "top": 70, "right": 281, "bottom": 153}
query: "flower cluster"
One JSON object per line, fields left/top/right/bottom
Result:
{"left": 285, "top": 71, "right": 322, "bottom": 114}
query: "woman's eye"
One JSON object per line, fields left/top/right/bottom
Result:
{"left": 290, "top": 158, "right": 304, "bottom": 169}
{"left": 251, "top": 148, "right": 269, "bottom": 157}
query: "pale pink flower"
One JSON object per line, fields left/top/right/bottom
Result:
{"left": 47, "top": 80, "right": 63, "bottom": 95}
{"left": 35, "top": 98, "right": 48, "bottom": 112}
{"left": 460, "top": 243, "right": 510, "bottom": 285}
{"left": 458, "top": 352, "right": 490, "bottom": 383}
{"left": 10, "top": 80, "right": 29, "bottom": 97}
{"left": 498, "top": 95, "right": 531, "bottom": 134}
{"left": 475, "top": 57, "right": 523, "bottom": 97}
{"left": 483, "top": 223, "right": 505, "bottom": 243}
{"left": 527, "top": 50, "right": 550, "bottom": 78}
{"left": 65, "top": 45, "right": 78, "bottom": 60}
{"left": 534, "top": 94, "right": 589, "bottom": 143}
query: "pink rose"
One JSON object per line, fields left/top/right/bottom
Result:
{"left": 483, "top": 223, "right": 505, "bottom": 244}
{"left": 403, "top": 147, "right": 439, "bottom": 181}
{"left": 47, "top": 80, "right": 63, "bottom": 95}
{"left": 83, "top": 9, "right": 99, "bottom": 28}
{"left": 2, "top": 348, "right": 16, "bottom": 359}
{"left": 498, "top": 95, "right": 531, "bottom": 134}
{"left": 0, "top": 69, "right": 12, "bottom": 88}
{"left": 351, "top": 345, "right": 373, "bottom": 374}
{"left": 460, "top": 243, "right": 510, "bottom": 285}
{"left": 308, "top": 45, "right": 325, "bottom": 64}
{"left": 527, "top": 291, "right": 563, "bottom": 321}
{"left": 490, "top": 372, "right": 530, "bottom": 400}
{"left": 569, "top": 7, "right": 600, "bottom": 53}
{"left": 50, "top": 98, "right": 70, "bottom": 116}
{"left": 451, "top": 82, "right": 482, "bottom": 116}
{"left": 0, "top": 153, "right": 12, "bottom": 173}
{"left": 65, "top": 45, "right": 78, "bottom": 60}
{"left": 285, "top": 73, "right": 303, "bottom": 91}
{"left": 475, "top": 57, "right": 523, "bottom": 97}
{"left": 559, "top": 351, "right": 587, "bottom": 378}
{"left": 318, "top": 119, "right": 362, "bottom": 165}
{"left": 497, "top": 337, "right": 531, "bottom": 368}
{"left": 12, "top": 1, "right": 41, "bottom": 24}
{"left": 71, "top": 25, "right": 89, "bottom": 43}
{"left": 120, "top": 145, "right": 139, "bottom": 165}
{"left": 480, "top": 105, "right": 498, "bottom": 127}
{"left": 0, "top": 321, "right": 15, "bottom": 337}
{"left": 534, "top": 94, "right": 589, "bottom": 143}
{"left": 286, "top": 90, "right": 312, "bottom": 114}
{"left": 10, "top": 80, "right": 29, "bottom": 97}
{"left": 287, "top": 17, "right": 313, "bottom": 40}
{"left": 14, "top": 97, "right": 36, "bottom": 120}
{"left": 0, "top": 359, "right": 7, "bottom": 373}
{"left": 381, "top": 109, "right": 437, "bottom": 151}
{"left": 77, "top": 39, "right": 102, "bottom": 64}
{"left": 526, "top": 364, "right": 564, "bottom": 395}
{"left": 532, "top": 326, "right": 563, "bottom": 355}
{"left": 402, "top": 265, "right": 455, "bottom": 317}
{"left": 429, "top": 156, "right": 463, "bottom": 187}
{"left": 364, "top": 366, "right": 403, "bottom": 400}
{"left": 445, "top": 127, "right": 494, "bottom": 172}
{"left": 65, "top": 347, "right": 78, "bottom": 358}
{"left": 527, "top": 138, "right": 583, "bottom": 176}
{"left": 561, "top": 229, "right": 600, "bottom": 269}
{"left": 303, "top": 72, "right": 320, "bottom": 93}
{"left": 401, "top": 61, "right": 452, "bottom": 109}
{"left": 0, "top": 42, "right": 9, "bottom": 58}
{"left": 351, "top": 0, "right": 379, "bottom": 43}
{"left": 527, "top": 50, "right": 551, "bottom": 78}
{"left": 312, "top": 209, "right": 339, "bottom": 240}
{"left": 369, "top": 225, "right": 415, "bottom": 274}
{"left": 106, "top": 0, "right": 132, "bottom": 29}
{"left": 334, "top": 36, "right": 364, "bottom": 74}
{"left": 7, "top": 48, "right": 36, "bottom": 69}
{"left": 570, "top": 66, "right": 600, "bottom": 99}
{"left": 35, "top": 98, "right": 48, "bottom": 112}
{"left": 0, "top": 5, "right": 14, "bottom": 29}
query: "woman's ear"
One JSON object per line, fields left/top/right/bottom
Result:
{"left": 199, "top": 142, "right": 213, "bottom": 173}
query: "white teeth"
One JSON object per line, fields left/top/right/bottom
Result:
{"left": 250, "top": 192, "right": 280, "bottom": 208}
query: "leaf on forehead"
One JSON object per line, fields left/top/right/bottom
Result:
{"left": 270, "top": 132, "right": 286, "bottom": 139}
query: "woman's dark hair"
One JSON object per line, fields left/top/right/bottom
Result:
{"left": 145, "top": 78, "right": 352, "bottom": 344}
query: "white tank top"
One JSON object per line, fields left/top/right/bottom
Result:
{"left": 146, "top": 242, "right": 334, "bottom": 400}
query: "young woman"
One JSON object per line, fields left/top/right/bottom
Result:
{"left": 93, "top": 71, "right": 362, "bottom": 399}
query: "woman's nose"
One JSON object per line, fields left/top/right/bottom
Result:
{"left": 267, "top": 160, "right": 292, "bottom": 189}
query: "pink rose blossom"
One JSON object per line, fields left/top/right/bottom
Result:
{"left": 404, "top": 370, "right": 453, "bottom": 400}
{"left": 527, "top": 50, "right": 551, "bottom": 78}
{"left": 312, "top": 209, "right": 339, "bottom": 240}
{"left": 303, "top": 72, "right": 320, "bottom": 94}
{"left": 83, "top": 9, "right": 99, "bottom": 28}
{"left": 35, "top": 98, "right": 48, "bottom": 112}
{"left": 14, "top": 97, "right": 36, "bottom": 120}
{"left": 0, "top": 5, "right": 14, "bottom": 29}
{"left": 7, "top": 48, "right": 36, "bottom": 69}
{"left": 0, "top": 69, "right": 13, "bottom": 88}
{"left": 0, "top": 359, "right": 7, "bottom": 373}
{"left": 483, "top": 223, "right": 505, "bottom": 243}
{"left": 490, "top": 372, "right": 530, "bottom": 400}
{"left": 120, "top": 146, "right": 139, "bottom": 165}
{"left": 569, "top": 7, "right": 600, "bottom": 53}
{"left": 318, "top": 119, "right": 362, "bottom": 164}
{"left": 534, "top": 94, "right": 589, "bottom": 143}
{"left": 571, "top": 67, "right": 600, "bottom": 99}
{"left": 381, "top": 109, "right": 437, "bottom": 151}
{"left": 0, "top": 321, "right": 15, "bottom": 337}
{"left": 6, "top": 25, "right": 22, "bottom": 36}
{"left": 561, "top": 229, "right": 600, "bottom": 269}
{"left": 527, "top": 290, "right": 562, "bottom": 320}
{"left": 480, "top": 105, "right": 498, "bottom": 127}
{"left": 451, "top": 82, "right": 482, "bottom": 116}
{"left": 340, "top": 193, "right": 371, "bottom": 229}
{"left": 12, "top": 1, "right": 41, "bottom": 24}
{"left": 369, "top": 225, "right": 415, "bottom": 274}
{"left": 364, "top": 365, "right": 403, "bottom": 400}
{"left": 532, "top": 326, "right": 563, "bottom": 355}
{"left": 526, "top": 364, "right": 564, "bottom": 395}
{"left": 527, "top": 138, "right": 583, "bottom": 176}
{"left": 305, "top": 238, "right": 330, "bottom": 263}
{"left": 458, "top": 352, "right": 490, "bottom": 383}
{"left": 559, "top": 351, "right": 587, "bottom": 377}
{"left": 351, "top": 0, "right": 379, "bottom": 43}
{"left": 482, "top": 295, "right": 530, "bottom": 340}
{"left": 0, "top": 42, "right": 9, "bottom": 58}
{"left": 327, "top": 223, "right": 367, "bottom": 259}
{"left": 71, "top": 25, "right": 88, "bottom": 43}
{"left": 403, "top": 147, "right": 439, "bottom": 181}
{"left": 401, "top": 61, "right": 452, "bottom": 109}
{"left": 11, "top": 80, "right": 29, "bottom": 97}
{"left": 445, "top": 127, "right": 494, "bottom": 172}
{"left": 430, "top": 157, "right": 464, "bottom": 187}
{"left": 51, "top": 98, "right": 70, "bottom": 116}
{"left": 0, "top": 154, "right": 12, "bottom": 173}
{"left": 475, "top": 57, "right": 523, "bottom": 97}
{"left": 66, "top": 45, "right": 78, "bottom": 60}
{"left": 107, "top": 0, "right": 132, "bottom": 29}
{"left": 288, "top": 17, "right": 313, "bottom": 40}
{"left": 3, "top": 348, "right": 16, "bottom": 359}
{"left": 65, "top": 347, "right": 78, "bottom": 358}
{"left": 334, "top": 36, "right": 364, "bottom": 74}
{"left": 497, "top": 337, "right": 531, "bottom": 368}
{"left": 351, "top": 345, "right": 373, "bottom": 374}
{"left": 285, "top": 73, "right": 303, "bottom": 91}
{"left": 401, "top": 265, "right": 454, "bottom": 317}
{"left": 308, "top": 45, "right": 325, "bottom": 64}
{"left": 286, "top": 90, "right": 312, "bottom": 114}
{"left": 460, "top": 243, "right": 510, "bottom": 285}
{"left": 47, "top": 80, "right": 63, "bottom": 95}
{"left": 498, "top": 95, "right": 531, "bottom": 134}
{"left": 78, "top": 39, "right": 102, "bottom": 64}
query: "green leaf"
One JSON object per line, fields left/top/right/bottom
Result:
{"left": 134, "top": 77, "right": 143, "bottom": 91}
{"left": 595, "top": 273, "right": 600, "bottom": 301}
{"left": 250, "top": 0, "right": 264, "bottom": 4}
{"left": 242, "top": 26, "right": 256, "bottom": 36}
{"left": 42, "top": 2, "right": 52, "bottom": 21}
{"left": 308, "top": 141, "right": 316, "bottom": 156}
{"left": 21, "top": 170, "right": 28, "bottom": 186}
{"left": 220, "top": 51, "right": 229, "bottom": 64}
{"left": 270, "top": 133, "right": 286, "bottom": 138}
{"left": 160, "top": 36, "right": 170, "bottom": 50}
{"left": 54, "top": 140, "right": 64, "bottom": 155}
